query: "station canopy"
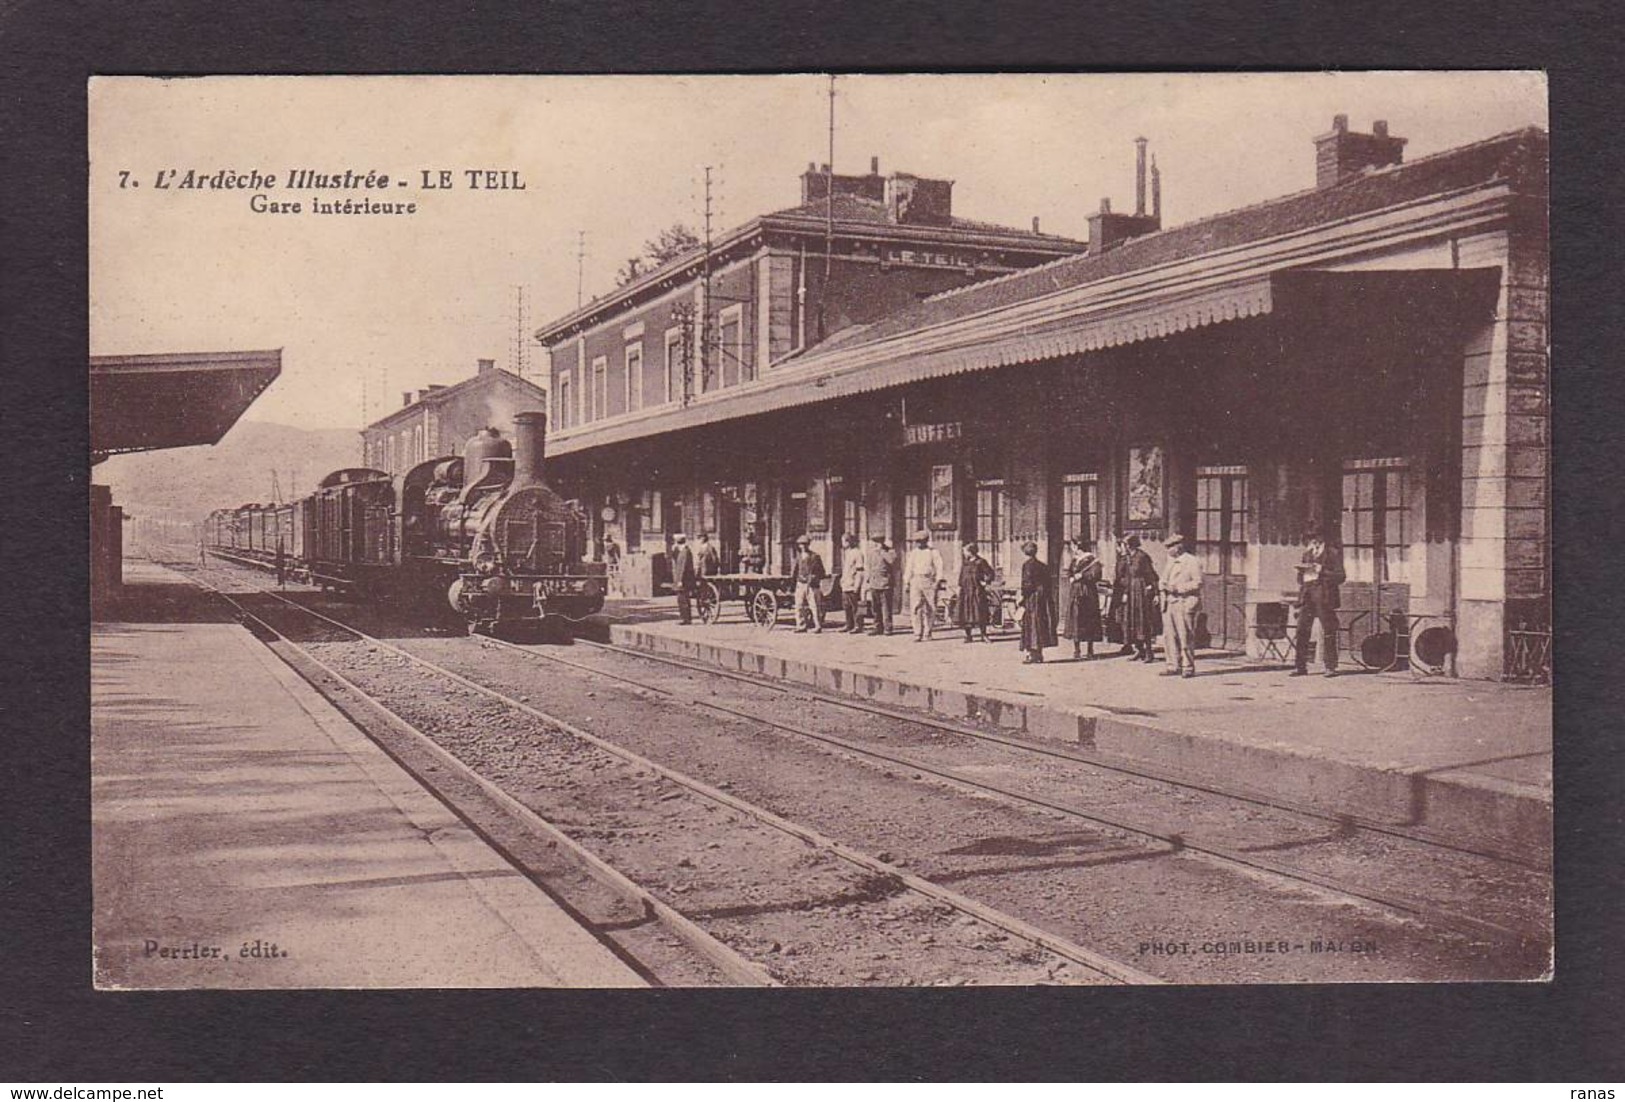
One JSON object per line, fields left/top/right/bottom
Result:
{"left": 91, "top": 349, "right": 282, "bottom": 463}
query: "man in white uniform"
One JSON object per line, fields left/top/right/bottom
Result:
{"left": 903, "top": 529, "right": 947, "bottom": 643}
{"left": 1159, "top": 532, "right": 1203, "bottom": 678}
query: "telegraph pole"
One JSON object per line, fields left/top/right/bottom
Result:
{"left": 820, "top": 73, "right": 836, "bottom": 342}
{"left": 575, "top": 230, "right": 586, "bottom": 308}
{"left": 512, "top": 285, "right": 527, "bottom": 379}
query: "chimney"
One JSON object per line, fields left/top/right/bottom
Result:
{"left": 870, "top": 155, "right": 880, "bottom": 175}
{"left": 402, "top": 392, "right": 413, "bottom": 408}
{"left": 1314, "top": 115, "right": 1407, "bottom": 189}
{"left": 1151, "top": 155, "right": 1162, "bottom": 220}
{"left": 512, "top": 410, "right": 547, "bottom": 489}
{"left": 1032, "top": 216, "right": 1041, "bottom": 234}
{"left": 1087, "top": 141, "right": 1163, "bottom": 253}
{"left": 1134, "top": 137, "right": 1148, "bottom": 216}
{"left": 477, "top": 357, "right": 495, "bottom": 374}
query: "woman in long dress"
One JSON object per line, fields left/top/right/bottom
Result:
{"left": 957, "top": 542, "right": 995, "bottom": 642}
{"left": 1064, "top": 540, "right": 1104, "bottom": 659}
{"left": 1018, "top": 540, "right": 1058, "bottom": 664}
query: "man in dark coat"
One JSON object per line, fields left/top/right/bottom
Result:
{"left": 792, "top": 534, "right": 827, "bottom": 633}
{"left": 957, "top": 542, "right": 995, "bottom": 643}
{"left": 1018, "top": 541, "right": 1058, "bottom": 663}
{"left": 1118, "top": 534, "right": 1161, "bottom": 662}
{"left": 670, "top": 533, "right": 697, "bottom": 625}
{"left": 862, "top": 533, "right": 897, "bottom": 636}
{"left": 1291, "top": 526, "right": 1347, "bottom": 677}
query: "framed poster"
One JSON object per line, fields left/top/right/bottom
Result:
{"left": 1125, "top": 444, "right": 1165, "bottom": 527}
{"left": 929, "top": 463, "right": 957, "bottom": 528}
{"left": 806, "top": 476, "right": 828, "bottom": 532}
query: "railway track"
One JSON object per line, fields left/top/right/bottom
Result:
{"left": 474, "top": 633, "right": 1548, "bottom": 952}
{"left": 176, "top": 553, "right": 1552, "bottom": 981}
{"left": 178, "top": 557, "right": 1160, "bottom": 986}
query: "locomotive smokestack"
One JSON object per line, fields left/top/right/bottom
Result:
{"left": 512, "top": 410, "right": 547, "bottom": 488}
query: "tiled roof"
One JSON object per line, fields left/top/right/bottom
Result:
{"left": 763, "top": 193, "right": 1078, "bottom": 245}
{"left": 818, "top": 127, "right": 1548, "bottom": 355}
{"left": 364, "top": 368, "right": 547, "bottom": 432}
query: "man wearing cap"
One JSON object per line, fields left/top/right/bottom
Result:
{"left": 1291, "top": 526, "right": 1346, "bottom": 678}
{"left": 838, "top": 533, "right": 867, "bottom": 633}
{"left": 863, "top": 533, "right": 898, "bottom": 636}
{"left": 903, "top": 530, "right": 948, "bottom": 642}
{"left": 670, "top": 533, "right": 697, "bottom": 625}
{"left": 792, "top": 535, "right": 827, "bottom": 633}
{"left": 1159, "top": 533, "right": 1203, "bottom": 678}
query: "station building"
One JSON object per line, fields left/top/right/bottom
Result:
{"left": 537, "top": 122, "right": 1549, "bottom": 680}
{"left": 360, "top": 358, "right": 550, "bottom": 476}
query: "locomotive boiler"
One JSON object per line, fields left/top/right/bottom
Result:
{"left": 401, "top": 411, "right": 605, "bottom": 628}
{"left": 205, "top": 410, "right": 605, "bottom": 632}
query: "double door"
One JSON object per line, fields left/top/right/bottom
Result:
{"left": 1195, "top": 468, "right": 1249, "bottom": 650}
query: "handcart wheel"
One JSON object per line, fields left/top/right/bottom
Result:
{"left": 751, "top": 588, "right": 779, "bottom": 629}
{"left": 1413, "top": 626, "right": 1456, "bottom": 670}
{"left": 697, "top": 581, "right": 722, "bottom": 624}
{"left": 1358, "top": 631, "right": 1398, "bottom": 671}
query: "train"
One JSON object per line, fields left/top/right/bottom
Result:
{"left": 204, "top": 410, "right": 607, "bottom": 631}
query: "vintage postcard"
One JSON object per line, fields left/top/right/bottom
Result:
{"left": 89, "top": 73, "right": 1550, "bottom": 989}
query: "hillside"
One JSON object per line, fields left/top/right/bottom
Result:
{"left": 96, "top": 420, "right": 362, "bottom": 523}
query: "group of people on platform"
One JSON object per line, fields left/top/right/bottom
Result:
{"left": 662, "top": 523, "right": 1347, "bottom": 679}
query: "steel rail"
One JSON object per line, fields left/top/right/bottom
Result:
{"left": 578, "top": 634, "right": 1546, "bottom": 872}
{"left": 184, "top": 568, "right": 778, "bottom": 987}
{"left": 205, "top": 568, "right": 1160, "bottom": 985}
{"left": 483, "top": 635, "right": 1541, "bottom": 949}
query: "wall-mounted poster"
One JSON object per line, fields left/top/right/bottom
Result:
{"left": 806, "top": 477, "right": 828, "bottom": 532}
{"left": 929, "top": 463, "right": 957, "bottom": 528}
{"left": 1126, "top": 445, "right": 1165, "bottom": 526}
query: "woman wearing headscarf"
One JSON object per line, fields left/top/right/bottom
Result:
{"left": 1063, "top": 535, "right": 1104, "bottom": 660}
{"left": 1017, "top": 540, "right": 1058, "bottom": 664}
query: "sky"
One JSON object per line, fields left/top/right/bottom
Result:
{"left": 89, "top": 72, "right": 1547, "bottom": 430}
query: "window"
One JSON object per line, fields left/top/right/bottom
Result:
{"left": 975, "top": 480, "right": 1005, "bottom": 569}
{"left": 718, "top": 304, "right": 746, "bottom": 386}
{"left": 625, "top": 342, "right": 644, "bottom": 413}
{"left": 1061, "top": 474, "right": 1100, "bottom": 551}
{"left": 843, "top": 495, "right": 862, "bottom": 540}
{"left": 903, "top": 491, "right": 925, "bottom": 537}
{"left": 1342, "top": 460, "right": 1409, "bottom": 584}
{"left": 664, "top": 328, "right": 682, "bottom": 405}
{"left": 643, "top": 489, "right": 663, "bottom": 534}
{"left": 591, "top": 356, "right": 608, "bottom": 421}
{"left": 556, "top": 374, "right": 571, "bottom": 429}
{"left": 1195, "top": 467, "right": 1248, "bottom": 576}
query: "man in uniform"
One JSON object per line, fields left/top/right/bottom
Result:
{"left": 670, "top": 533, "right": 697, "bottom": 625}
{"left": 863, "top": 533, "right": 897, "bottom": 636}
{"left": 1159, "top": 533, "right": 1203, "bottom": 678}
{"left": 791, "top": 535, "right": 827, "bottom": 633}
{"left": 1292, "top": 526, "right": 1347, "bottom": 677}
{"left": 903, "top": 529, "right": 947, "bottom": 643}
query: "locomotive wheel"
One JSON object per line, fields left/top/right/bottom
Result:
{"left": 750, "top": 589, "right": 779, "bottom": 629}
{"left": 697, "top": 581, "right": 722, "bottom": 625}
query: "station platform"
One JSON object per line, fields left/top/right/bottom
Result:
{"left": 92, "top": 560, "right": 646, "bottom": 989}
{"left": 602, "top": 596, "right": 1552, "bottom": 856}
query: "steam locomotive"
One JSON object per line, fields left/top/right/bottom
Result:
{"left": 204, "top": 411, "right": 606, "bottom": 631}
